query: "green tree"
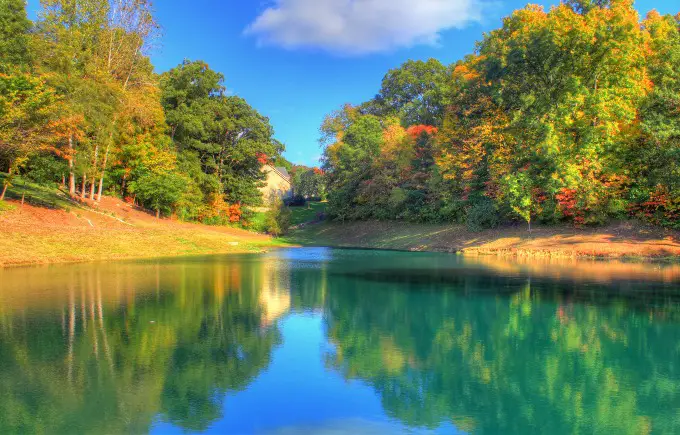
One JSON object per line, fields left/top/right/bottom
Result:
{"left": 625, "top": 11, "right": 680, "bottom": 228}
{"left": 0, "top": 0, "right": 31, "bottom": 69}
{"left": 374, "top": 59, "right": 451, "bottom": 126}
{"left": 500, "top": 171, "right": 534, "bottom": 231}
{"left": 129, "top": 171, "right": 186, "bottom": 218}
{"left": 323, "top": 114, "right": 383, "bottom": 220}
{"left": 0, "top": 73, "right": 61, "bottom": 199}
{"left": 161, "top": 60, "right": 282, "bottom": 209}
{"left": 294, "top": 167, "right": 325, "bottom": 199}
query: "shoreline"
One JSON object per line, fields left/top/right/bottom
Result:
{"left": 293, "top": 244, "right": 680, "bottom": 262}
{"left": 4, "top": 194, "right": 679, "bottom": 267}
{"left": 285, "top": 220, "right": 680, "bottom": 262}
{"left": 0, "top": 197, "right": 292, "bottom": 268}
{"left": 0, "top": 244, "right": 294, "bottom": 269}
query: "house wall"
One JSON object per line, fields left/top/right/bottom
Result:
{"left": 259, "top": 165, "right": 292, "bottom": 204}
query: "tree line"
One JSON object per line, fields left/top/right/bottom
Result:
{"left": 321, "top": 0, "right": 680, "bottom": 230}
{"left": 0, "top": 0, "right": 285, "bottom": 223}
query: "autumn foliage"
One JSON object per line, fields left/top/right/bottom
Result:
{"left": 0, "top": 2, "right": 284, "bottom": 225}
{"left": 321, "top": 1, "right": 680, "bottom": 230}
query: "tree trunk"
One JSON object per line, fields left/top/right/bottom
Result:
{"left": 90, "top": 144, "right": 99, "bottom": 200}
{"left": 1, "top": 157, "right": 14, "bottom": 201}
{"left": 123, "top": 43, "right": 141, "bottom": 90}
{"left": 81, "top": 174, "right": 87, "bottom": 199}
{"left": 156, "top": 208, "right": 160, "bottom": 219}
{"left": 68, "top": 135, "right": 76, "bottom": 196}
{"left": 96, "top": 142, "right": 110, "bottom": 201}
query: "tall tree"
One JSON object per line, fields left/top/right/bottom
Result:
{"left": 0, "top": 0, "right": 31, "bottom": 69}
{"left": 374, "top": 59, "right": 451, "bottom": 126}
{"left": 161, "top": 60, "right": 282, "bottom": 209}
{"left": 0, "top": 72, "right": 61, "bottom": 199}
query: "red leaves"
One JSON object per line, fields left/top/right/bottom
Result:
{"left": 406, "top": 125, "right": 438, "bottom": 139}
{"left": 631, "top": 186, "right": 680, "bottom": 227}
{"left": 256, "top": 152, "right": 269, "bottom": 165}
{"left": 556, "top": 188, "right": 586, "bottom": 225}
{"left": 200, "top": 195, "right": 243, "bottom": 223}
{"left": 228, "top": 203, "right": 242, "bottom": 223}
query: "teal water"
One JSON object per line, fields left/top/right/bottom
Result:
{"left": 0, "top": 248, "right": 679, "bottom": 434}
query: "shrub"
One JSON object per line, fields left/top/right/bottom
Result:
{"left": 24, "top": 154, "right": 67, "bottom": 185}
{"left": 438, "top": 200, "right": 466, "bottom": 223}
{"left": 263, "top": 199, "right": 292, "bottom": 236}
{"left": 128, "top": 172, "right": 186, "bottom": 218}
{"left": 466, "top": 200, "right": 500, "bottom": 231}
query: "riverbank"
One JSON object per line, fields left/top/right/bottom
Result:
{"left": 0, "top": 195, "right": 288, "bottom": 267}
{"left": 286, "top": 220, "right": 680, "bottom": 260}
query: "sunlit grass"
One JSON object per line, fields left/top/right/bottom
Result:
{"left": 0, "top": 174, "right": 74, "bottom": 210}
{"left": 0, "top": 176, "right": 291, "bottom": 267}
{"left": 289, "top": 202, "right": 326, "bottom": 225}
{"left": 0, "top": 200, "right": 15, "bottom": 214}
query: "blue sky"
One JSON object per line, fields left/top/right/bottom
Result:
{"left": 28, "top": 0, "right": 680, "bottom": 166}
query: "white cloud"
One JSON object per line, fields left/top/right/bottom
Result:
{"left": 245, "top": 0, "right": 486, "bottom": 55}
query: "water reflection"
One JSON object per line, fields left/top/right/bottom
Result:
{"left": 0, "top": 250, "right": 679, "bottom": 434}
{"left": 0, "top": 258, "right": 282, "bottom": 433}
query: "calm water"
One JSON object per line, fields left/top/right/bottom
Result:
{"left": 1, "top": 249, "right": 680, "bottom": 434}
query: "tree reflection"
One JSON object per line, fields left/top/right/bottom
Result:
{"left": 318, "top": 269, "right": 680, "bottom": 434}
{"left": 2, "top": 251, "right": 680, "bottom": 434}
{"left": 0, "top": 259, "right": 282, "bottom": 433}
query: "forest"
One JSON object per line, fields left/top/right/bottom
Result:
{"left": 0, "top": 0, "right": 293, "bottom": 223}
{"left": 320, "top": 0, "right": 680, "bottom": 230}
{"left": 2, "top": 0, "right": 679, "bottom": 233}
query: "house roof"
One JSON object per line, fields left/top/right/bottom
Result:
{"left": 274, "top": 166, "right": 290, "bottom": 180}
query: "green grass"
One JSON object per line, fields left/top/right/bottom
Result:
{"left": 248, "top": 211, "right": 268, "bottom": 233}
{"left": 284, "top": 220, "right": 436, "bottom": 249}
{"left": 0, "top": 174, "right": 73, "bottom": 210}
{"left": 0, "top": 174, "right": 292, "bottom": 266}
{"left": 289, "top": 202, "right": 327, "bottom": 226}
{"left": 0, "top": 200, "right": 15, "bottom": 214}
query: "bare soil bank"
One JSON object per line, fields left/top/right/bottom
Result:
{"left": 287, "top": 220, "right": 680, "bottom": 260}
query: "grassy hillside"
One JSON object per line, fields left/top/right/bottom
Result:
{"left": 0, "top": 176, "right": 289, "bottom": 267}
{"left": 285, "top": 220, "right": 680, "bottom": 260}
{"left": 289, "top": 202, "right": 327, "bottom": 226}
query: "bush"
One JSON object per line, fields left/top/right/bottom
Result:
{"left": 0, "top": 201, "right": 15, "bottom": 214}
{"left": 466, "top": 200, "right": 500, "bottom": 231}
{"left": 246, "top": 211, "right": 268, "bottom": 233}
{"left": 438, "top": 200, "right": 466, "bottom": 223}
{"left": 263, "top": 199, "right": 292, "bottom": 236}
{"left": 24, "top": 154, "right": 67, "bottom": 185}
{"left": 128, "top": 172, "right": 186, "bottom": 218}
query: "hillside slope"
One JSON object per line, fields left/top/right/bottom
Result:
{"left": 287, "top": 220, "right": 680, "bottom": 259}
{"left": 0, "top": 193, "right": 284, "bottom": 267}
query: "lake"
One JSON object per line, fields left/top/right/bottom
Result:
{"left": 1, "top": 248, "right": 679, "bottom": 434}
